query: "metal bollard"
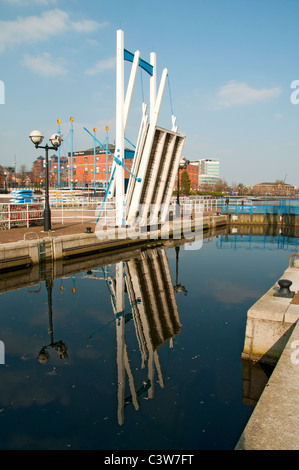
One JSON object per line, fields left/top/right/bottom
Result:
{"left": 274, "top": 279, "right": 295, "bottom": 298}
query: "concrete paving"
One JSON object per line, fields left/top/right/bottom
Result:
{"left": 0, "top": 221, "right": 98, "bottom": 244}
{"left": 241, "top": 266, "right": 299, "bottom": 364}
{"left": 0, "top": 209, "right": 220, "bottom": 245}
{"left": 235, "top": 264, "right": 299, "bottom": 450}
{"left": 235, "top": 319, "right": 299, "bottom": 450}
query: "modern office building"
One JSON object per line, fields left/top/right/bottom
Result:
{"left": 198, "top": 159, "right": 220, "bottom": 186}
{"left": 174, "top": 158, "right": 219, "bottom": 190}
{"left": 189, "top": 159, "right": 220, "bottom": 186}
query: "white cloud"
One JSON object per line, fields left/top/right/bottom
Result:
{"left": 216, "top": 81, "right": 281, "bottom": 107}
{"left": 72, "top": 18, "right": 103, "bottom": 33}
{"left": 21, "top": 52, "right": 68, "bottom": 76}
{"left": 85, "top": 57, "right": 115, "bottom": 76}
{"left": 0, "top": 9, "right": 105, "bottom": 53}
{"left": 1, "top": 0, "right": 57, "bottom": 5}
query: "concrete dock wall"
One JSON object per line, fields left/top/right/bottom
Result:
{"left": 236, "top": 319, "right": 299, "bottom": 450}
{"left": 228, "top": 213, "right": 299, "bottom": 234}
{"left": 0, "top": 215, "right": 227, "bottom": 272}
{"left": 236, "top": 265, "right": 299, "bottom": 450}
{"left": 241, "top": 266, "right": 299, "bottom": 364}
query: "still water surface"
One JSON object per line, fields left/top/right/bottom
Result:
{"left": 0, "top": 231, "right": 297, "bottom": 450}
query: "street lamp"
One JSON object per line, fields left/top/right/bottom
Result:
{"left": 176, "top": 156, "right": 189, "bottom": 217}
{"left": 4, "top": 171, "right": 7, "bottom": 193}
{"left": 29, "top": 130, "right": 63, "bottom": 231}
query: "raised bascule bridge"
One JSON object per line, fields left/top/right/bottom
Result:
{"left": 84, "top": 29, "right": 186, "bottom": 230}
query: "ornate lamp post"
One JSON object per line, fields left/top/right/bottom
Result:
{"left": 4, "top": 171, "right": 7, "bottom": 193}
{"left": 29, "top": 130, "right": 63, "bottom": 231}
{"left": 176, "top": 156, "right": 189, "bottom": 217}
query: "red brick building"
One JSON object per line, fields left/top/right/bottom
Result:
{"left": 32, "top": 156, "right": 44, "bottom": 185}
{"left": 174, "top": 161, "right": 199, "bottom": 191}
{"left": 67, "top": 145, "right": 134, "bottom": 188}
{"left": 32, "top": 155, "right": 68, "bottom": 186}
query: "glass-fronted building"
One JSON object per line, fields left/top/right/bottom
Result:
{"left": 197, "top": 159, "right": 220, "bottom": 186}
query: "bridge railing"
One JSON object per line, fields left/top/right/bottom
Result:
{"left": 219, "top": 198, "right": 299, "bottom": 215}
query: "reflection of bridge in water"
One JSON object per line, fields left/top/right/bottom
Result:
{"left": 216, "top": 234, "right": 299, "bottom": 251}
{"left": 103, "top": 247, "right": 181, "bottom": 425}
{"left": 10, "top": 245, "right": 182, "bottom": 427}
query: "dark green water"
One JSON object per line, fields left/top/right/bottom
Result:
{"left": 0, "top": 232, "right": 297, "bottom": 450}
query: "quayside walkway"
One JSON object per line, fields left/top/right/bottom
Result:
{"left": 236, "top": 263, "right": 299, "bottom": 450}
{"left": 0, "top": 213, "right": 227, "bottom": 271}
{"left": 236, "top": 320, "right": 299, "bottom": 450}
{"left": 0, "top": 221, "right": 96, "bottom": 245}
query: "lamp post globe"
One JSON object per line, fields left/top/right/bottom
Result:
{"left": 179, "top": 156, "right": 186, "bottom": 170}
{"left": 29, "top": 130, "right": 44, "bottom": 146}
{"left": 49, "top": 133, "right": 63, "bottom": 149}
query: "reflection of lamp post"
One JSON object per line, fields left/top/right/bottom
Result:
{"left": 176, "top": 157, "right": 189, "bottom": 217}
{"left": 29, "top": 130, "right": 63, "bottom": 231}
{"left": 174, "top": 245, "right": 188, "bottom": 295}
{"left": 37, "top": 278, "right": 68, "bottom": 364}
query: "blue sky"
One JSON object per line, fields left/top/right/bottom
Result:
{"left": 0, "top": 0, "right": 299, "bottom": 186}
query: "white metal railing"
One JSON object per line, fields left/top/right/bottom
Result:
{"left": 0, "top": 203, "right": 44, "bottom": 229}
{"left": 50, "top": 200, "right": 114, "bottom": 226}
{"left": 49, "top": 194, "right": 106, "bottom": 208}
{"left": 170, "top": 196, "right": 219, "bottom": 213}
{"left": 0, "top": 197, "right": 220, "bottom": 230}
{"left": 50, "top": 197, "right": 219, "bottom": 227}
